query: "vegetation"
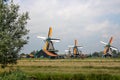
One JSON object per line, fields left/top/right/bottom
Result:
{"left": 26, "top": 73, "right": 120, "bottom": 80}
{"left": 91, "top": 51, "right": 120, "bottom": 58}
{"left": 0, "top": 70, "right": 120, "bottom": 80}
{"left": 0, "top": 58, "right": 120, "bottom": 80}
{"left": 0, "top": 0, "right": 120, "bottom": 80}
{"left": 0, "top": 69, "right": 29, "bottom": 80}
{"left": 0, "top": 0, "right": 29, "bottom": 68}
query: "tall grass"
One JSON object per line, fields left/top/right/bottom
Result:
{"left": 26, "top": 73, "right": 120, "bottom": 80}
{"left": 0, "top": 71, "right": 120, "bottom": 80}
{"left": 0, "top": 69, "right": 29, "bottom": 80}
{"left": 1, "top": 58, "right": 120, "bottom": 80}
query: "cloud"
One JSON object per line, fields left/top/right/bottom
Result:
{"left": 14, "top": 0, "right": 120, "bottom": 54}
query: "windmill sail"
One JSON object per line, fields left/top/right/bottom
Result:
{"left": 48, "top": 27, "right": 52, "bottom": 38}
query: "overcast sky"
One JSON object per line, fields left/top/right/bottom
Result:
{"left": 14, "top": 0, "right": 120, "bottom": 54}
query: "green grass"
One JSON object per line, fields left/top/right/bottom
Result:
{"left": 0, "top": 69, "right": 29, "bottom": 80}
{"left": 0, "top": 71, "right": 120, "bottom": 80}
{"left": 17, "top": 72, "right": 120, "bottom": 80}
{"left": 1, "top": 58, "right": 120, "bottom": 80}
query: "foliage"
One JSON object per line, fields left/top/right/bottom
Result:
{"left": 0, "top": 69, "right": 29, "bottom": 80}
{"left": 91, "top": 52, "right": 102, "bottom": 57}
{"left": 91, "top": 51, "right": 120, "bottom": 58}
{"left": 0, "top": 0, "right": 29, "bottom": 68}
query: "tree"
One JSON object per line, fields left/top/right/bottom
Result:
{"left": 92, "top": 52, "right": 100, "bottom": 57}
{"left": 0, "top": 0, "right": 29, "bottom": 68}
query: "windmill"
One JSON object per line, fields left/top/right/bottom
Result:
{"left": 100, "top": 36, "right": 118, "bottom": 57}
{"left": 68, "top": 40, "right": 83, "bottom": 57}
{"left": 36, "top": 27, "right": 60, "bottom": 58}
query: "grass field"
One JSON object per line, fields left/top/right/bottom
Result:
{"left": 1, "top": 58, "right": 120, "bottom": 80}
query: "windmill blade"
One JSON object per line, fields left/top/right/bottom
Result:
{"left": 68, "top": 45, "right": 74, "bottom": 48}
{"left": 43, "top": 41, "right": 48, "bottom": 50}
{"left": 110, "top": 47, "right": 118, "bottom": 51}
{"left": 109, "top": 36, "right": 113, "bottom": 45}
{"left": 37, "top": 36, "right": 46, "bottom": 40}
{"left": 77, "top": 46, "right": 83, "bottom": 48}
{"left": 77, "top": 46, "right": 83, "bottom": 47}
{"left": 103, "top": 47, "right": 109, "bottom": 54}
{"left": 100, "top": 41, "right": 107, "bottom": 45}
{"left": 51, "top": 40, "right": 60, "bottom": 42}
{"left": 65, "top": 50, "right": 68, "bottom": 52}
{"left": 48, "top": 27, "right": 52, "bottom": 38}
{"left": 50, "top": 38, "right": 60, "bottom": 42}
{"left": 50, "top": 38, "right": 60, "bottom": 40}
{"left": 75, "top": 40, "right": 78, "bottom": 46}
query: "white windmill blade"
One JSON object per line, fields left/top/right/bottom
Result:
{"left": 77, "top": 46, "right": 83, "bottom": 48}
{"left": 78, "top": 46, "right": 83, "bottom": 48}
{"left": 37, "top": 36, "right": 46, "bottom": 40}
{"left": 51, "top": 40, "right": 60, "bottom": 42}
{"left": 100, "top": 41, "right": 107, "bottom": 45}
{"left": 110, "top": 47, "right": 118, "bottom": 51}
{"left": 65, "top": 50, "right": 69, "bottom": 52}
{"left": 68, "top": 45, "right": 74, "bottom": 48}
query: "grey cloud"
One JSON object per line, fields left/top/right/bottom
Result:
{"left": 14, "top": 0, "right": 120, "bottom": 54}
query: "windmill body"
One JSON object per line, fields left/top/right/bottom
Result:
{"left": 67, "top": 40, "right": 83, "bottom": 58}
{"left": 100, "top": 37, "right": 118, "bottom": 57}
{"left": 36, "top": 27, "right": 60, "bottom": 58}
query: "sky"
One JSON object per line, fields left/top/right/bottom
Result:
{"left": 14, "top": 0, "right": 120, "bottom": 54}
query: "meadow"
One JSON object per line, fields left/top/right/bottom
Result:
{"left": 0, "top": 58, "right": 120, "bottom": 80}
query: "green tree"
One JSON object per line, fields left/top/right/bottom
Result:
{"left": 92, "top": 52, "right": 99, "bottom": 57}
{"left": 0, "top": 0, "right": 29, "bottom": 68}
